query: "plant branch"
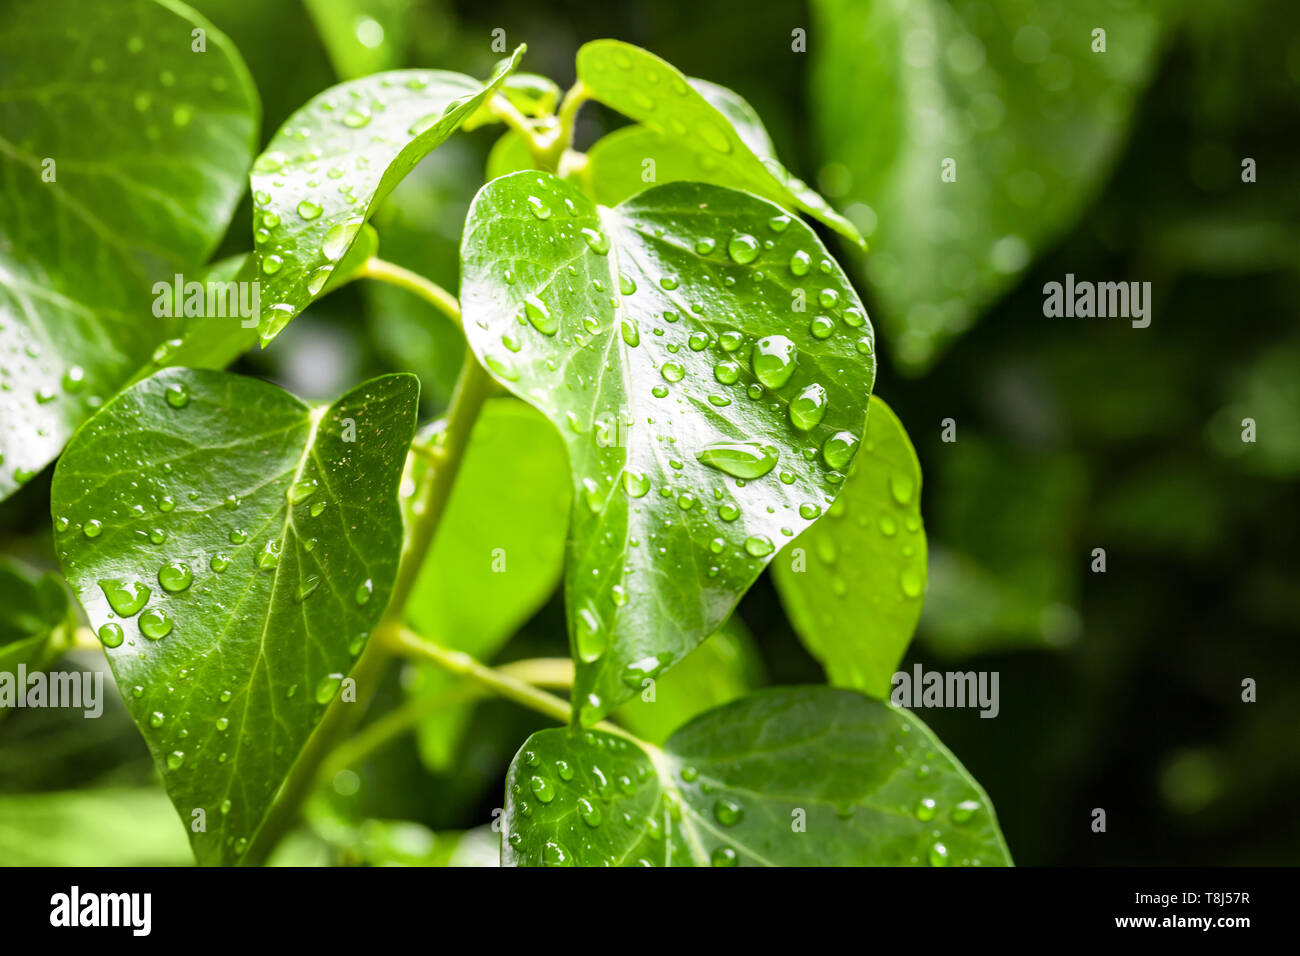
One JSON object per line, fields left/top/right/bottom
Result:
{"left": 359, "top": 257, "right": 461, "bottom": 326}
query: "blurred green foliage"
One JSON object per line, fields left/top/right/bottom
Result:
{"left": 1, "top": 0, "right": 1296, "bottom": 866}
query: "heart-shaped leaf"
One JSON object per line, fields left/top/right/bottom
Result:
{"left": 460, "top": 172, "right": 875, "bottom": 723}
{"left": 502, "top": 687, "right": 1012, "bottom": 866}
{"left": 0, "top": 0, "right": 258, "bottom": 499}
{"left": 0, "top": 558, "right": 71, "bottom": 671}
{"left": 250, "top": 47, "right": 523, "bottom": 344}
{"left": 810, "top": 0, "right": 1167, "bottom": 370}
{"left": 576, "top": 40, "right": 863, "bottom": 247}
{"left": 773, "top": 396, "right": 927, "bottom": 697}
{"left": 50, "top": 368, "right": 418, "bottom": 865}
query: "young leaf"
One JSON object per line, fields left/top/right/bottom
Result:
{"left": 0, "top": 559, "right": 70, "bottom": 671}
{"left": 575, "top": 40, "right": 863, "bottom": 246}
{"left": 810, "top": 0, "right": 1167, "bottom": 370}
{"left": 0, "top": 0, "right": 258, "bottom": 500}
{"left": 502, "top": 687, "right": 1012, "bottom": 866}
{"left": 250, "top": 47, "right": 524, "bottom": 344}
{"left": 460, "top": 172, "right": 876, "bottom": 724}
{"left": 773, "top": 397, "right": 926, "bottom": 697}
{"left": 50, "top": 368, "right": 419, "bottom": 865}
{"left": 403, "top": 399, "right": 569, "bottom": 769}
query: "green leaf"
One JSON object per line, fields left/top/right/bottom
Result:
{"left": 250, "top": 47, "right": 524, "bottom": 344}
{"left": 304, "top": 0, "right": 408, "bottom": 81}
{"left": 0, "top": 558, "right": 70, "bottom": 671}
{"left": 773, "top": 397, "right": 926, "bottom": 697}
{"left": 585, "top": 78, "right": 781, "bottom": 207}
{"left": 403, "top": 398, "right": 569, "bottom": 769}
{"left": 503, "top": 687, "right": 1011, "bottom": 866}
{"left": 460, "top": 172, "right": 876, "bottom": 724}
{"left": 0, "top": 0, "right": 258, "bottom": 499}
{"left": 810, "top": 0, "right": 1166, "bottom": 371}
{"left": 486, "top": 130, "right": 535, "bottom": 181}
{"left": 0, "top": 787, "right": 193, "bottom": 865}
{"left": 613, "top": 616, "right": 764, "bottom": 744}
{"left": 576, "top": 40, "right": 863, "bottom": 246}
{"left": 50, "top": 368, "right": 419, "bottom": 864}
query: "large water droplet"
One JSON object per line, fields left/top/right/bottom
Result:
{"left": 727, "top": 233, "right": 760, "bottom": 264}
{"left": 157, "top": 560, "right": 193, "bottom": 592}
{"left": 752, "top": 335, "right": 797, "bottom": 389}
{"left": 139, "top": 607, "right": 174, "bottom": 639}
{"left": 822, "top": 431, "right": 859, "bottom": 470}
{"left": 100, "top": 577, "right": 151, "bottom": 616}
{"left": 789, "top": 384, "right": 828, "bottom": 431}
{"left": 697, "top": 440, "right": 778, "bottom": 479}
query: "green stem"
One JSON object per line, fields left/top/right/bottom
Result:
{"left": 536, "top": 79, "right": 590, "bottom": 172}
{"left": 359, "top": 257, "right": 461, "bottom": 326}
{"left": 386, "top": 627, "right": 636, "bottom": 742}
{"left": 244, "top": 277, "right": 491, "bottom": 865}
{"left": 317, "top": 657, "right": 574, "bottom": 782}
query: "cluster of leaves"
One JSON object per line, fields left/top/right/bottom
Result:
{"left": 1, "top": 0, "right": 1012, "bottom": 866}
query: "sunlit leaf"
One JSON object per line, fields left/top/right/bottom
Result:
{"left": 460, "top": 172, "right": 875, "bottom": 723}
{"left": 577, "top": 40, "right": 863, "bottom": 246}
{"left": 251, "top": 46, "right": 523, "bottom": 344}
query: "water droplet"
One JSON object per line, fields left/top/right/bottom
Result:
{"left": 287, "top": 479, "right": 317, "bottom": 504}
{"left": 542, "top": 841, "right": 572, "bottom": 866}
{"left": 952, "top": 800, "right": 980, "bottom": 824}
{"left": 100, "top": 578, "right": 151, "bottom": 616}
{"left": 575, "top": 605, "right": 607, "bottom": 662}
{"left": 355, "top": 579, "right": 373, "bottom": 605}
{"left": 789, "top": 383, "right": 828, "bottom": 431}
{"left": 577, "top": 796, "right": 603, "bottom": 827}
{"left": 164, "top": 383, "right": 190, "bottom": 408}
{"left": 928, "top": 842, "right": 949, "bottom": 867}
{"left": 694, "top": 237, "right": 716, "bottom": 255}
{"left": 314, "top": 673, "right": 343, "bottom": 704}
{"left": 744, "top": 535, "right": 774, "bottom": 557}
{"left": 307, "top": 266, "right": 333, "bottom": 295}
{"left": 623, "top": 471, "right": 650, "bottom": 498}
{"left": 149, "top": 711, "right": 165, "bottom": 728}
{"left": 530, "top": 774, "right": 556, "bottom": 803}
{"left": 752, "top": 335, "right": 797, "bottom": 389}
{"left": 261, "top": 254, "right": 283, "bottom": 275}
{"left": 714, "top": 360, "right": 741, "bottom": 385}
{"left": 618, "top": 273, "right": 637, "bottom": 295}
{"left": 789, "top": 250, "right": 812, "bottom": 276}
{"left": 297, "top": 574, "right": 321, "bottom": 602}
{"left": 661, "top": 362, "right": 684, "bottom": 382}
{"left": 256, "top": 539, "right": 282, "bottom": 570}
{"left": 139, "top": 607, "right": 174, "bottom": 639}
{"left": 915, "top": 797, "right": 937, "bottom": 821}
{"left": 727, "top": 233, "right": 760, "bottom": 264}
{"left": 524, "top": 295, "right": 557, "bottom": 335}
{"left": 296, "top": 200, "right": 322, "bottom": 220}
{"left": 62, "top": 366, "right": 86, "bottom": 392}
{"left": 342, "top": 105, "right": 371, "bottom": 128}
{"left": 97, "top": 623, "right": 124, "bottom": 648}
{"left": 158, "top": 560, "right": 193, "bottom": 592}
{"left": 890, "top": 472, "right": 915, "bottom": 505}
{"left": 822, "top": 431, "right": 859, "bottom": 470}
{"left": 166, "top": 751, "right": 185, "bottom": 770}
{"left": 322, "top": 217, "right": 363, "bottom": 261}
{"left": 900, "top": 569, "right": 923, "bottom": 599}
{"left": 229, "top": 529, "right": 247, "bottom": 545}
{"left": 713, "top": 798, "right": 744, "bottom": 826}
{"left": 710, "top": 846, "right": 739, "bottom": 867}
{"left": 83, "top": 519, "right": 104, "bottom": 538}
{"left": 697, "top": 441, "right": 778, "bottom": 479}
{"left": 620, "top": 317, "right": 640, "bottom": 347}
{"left": 527, "top": 195, "right": 551, "bottom": 219}
{"left": 718, "top": 502, "right": 740, "bottom": 522}
{"left": 809, "top": 315, "right": 835, "bottom": 339}
{"left": 581, "top": 227, "right": 609, "bottom": 254}
{"left": 818, "top": 288, "right": 840, "bottom": 309}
